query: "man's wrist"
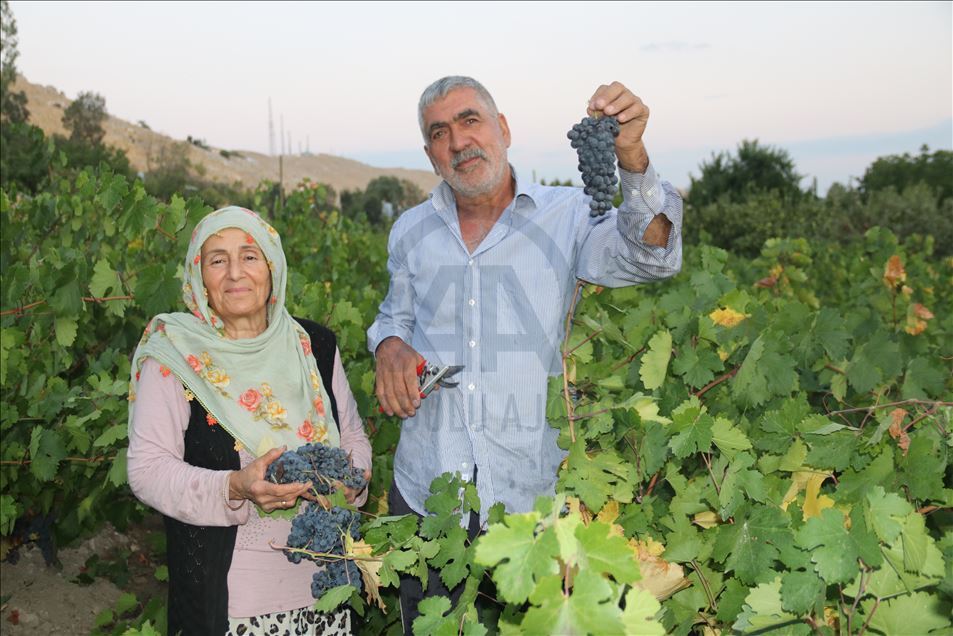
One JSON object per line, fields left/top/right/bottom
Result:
{"left": 617, "top": 141, "right": 649, "bottom": 174}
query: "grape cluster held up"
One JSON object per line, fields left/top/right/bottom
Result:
{"left": 267, "top": 442, "right": 367, "bottom": 598}
{"left": 567, "top": 115, "right": 620, "bottom": 216}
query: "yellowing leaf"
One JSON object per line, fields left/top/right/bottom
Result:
{"left": 347, "top": 538, "right": 386, "bottom": 611}
{"left": 630, "top": 545, "right": 690, "bottom": 601}
{"left": 693, "top": 511, "right": 721, "bottom": 529}
{"left": 802, "top": 472, "right": 835, "bottom": 519}
{"left": 709, "top": 307, "right": 748, "bottom": 328}
{"left": 596, "top": 499, "right": 620, "bottom": 526}
{"left": 883, "top": 255, "right": 906, "bottom": 288}
{"left": 717, "top": 348, "right": 729, "bottom": 362}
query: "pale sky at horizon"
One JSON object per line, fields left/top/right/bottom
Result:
{"left": 9, "top": 1, "right": 953, "bottom": 193}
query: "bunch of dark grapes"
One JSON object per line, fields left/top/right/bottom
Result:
{"left": 266, "top": 442, "right": 368, "bottom": 494}
{"left": 267, "top": 442, "right": 367, "bottom": 599}
{"left": 567, "top": 115, "right": 620, "bottom": 216}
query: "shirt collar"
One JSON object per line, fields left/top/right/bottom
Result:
{"left": 429, "top": 165, "right": 538, "bottom": 213}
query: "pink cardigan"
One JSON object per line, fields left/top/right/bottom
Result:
{"left": 128, "top": 352, "right": 372, "bottom": 618}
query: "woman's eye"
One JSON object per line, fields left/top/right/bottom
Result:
{"left": 210, "top": 257, "right": 225, "bottom": 265}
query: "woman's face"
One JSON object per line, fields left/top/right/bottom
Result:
{"left": 200, "top": 227, "right": 272, "bottom": 330}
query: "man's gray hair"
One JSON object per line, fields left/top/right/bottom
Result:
{"left": 418, "top": 76, "right": 499, "bottom": 141}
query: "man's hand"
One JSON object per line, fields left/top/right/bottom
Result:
{"left": 375, "top": 336, "right": 425, "bottom": 418}
{"left": 343, "top": 469, "right": 373, "bottom": 505}
{"left": 228, "top": 446, "right": 312, "bottom": 512}
{"left": 587, "top": 82, "right": 650, "bottom": 174}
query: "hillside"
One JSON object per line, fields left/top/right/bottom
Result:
{"left": 12, "top": 75, "right": 441, "bottom": 195}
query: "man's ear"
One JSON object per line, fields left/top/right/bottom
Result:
{"left": 423, "top": 144, "right": 439, "bottom": 175}
{"left": 498, "top": 113, "right": 512, "bottom": 148}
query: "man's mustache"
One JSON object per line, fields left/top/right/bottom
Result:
{"left": 451, "top": 147, "right": 488, "bottom": 169}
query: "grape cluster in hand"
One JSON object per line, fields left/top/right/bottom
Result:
{"left": 266, "top": 442, "right": 368, "bottom": 494}
{"left": 267, "top": 443, "right": 367, "bottom": 599}
{"left": 567, "top": 115, "right": 620, "bottom": 216}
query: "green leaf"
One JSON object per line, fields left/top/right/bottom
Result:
{"left": 473, "top": 512, "right": 559, "bottom": 604}
{"left": 413, "top": 596, "right": 452, "bottom": 635}
{"left": 780, "top": 570, "right": 822, "bottom": 615}
{"left": 711, "top": 416, "right": 752, "bottom": 457}
{"left": 796, "top": 508, "right": 859, "bottom": 584}
{"left": 107, "top": 449, "right": 128, "bottom": 487}
{"left": 0, "top": 495, "right": 21, "bottom": 536}
{"left": 672, "top": 343, "right": 723, "bottom": 389}
{"left": 575, "top": 521, "right": 641, "bottom": 584}
{"left": 93, "top": 423, "right": 127, "bottom": 448}
{"left": 54, "top": 316, "right": 79, "bottom": 347}
{"left": 153, "top": 565, "right": 169, "bottom": 582}
{"left": 427, "top": 526, "right": 469, "bottom": 589}
{"left": 862, "top": 591, "right": 951, "bottom": 635}
{"left": 902, "top": 357, "right": 947, "bottom": 400}
{"left": 29, "top": 427, "right": 67, "bottom": 482}
{"left": 559, "top": 443, "right": 637, "bottom": 510}
{"left": 639, "top": 330, "right": 672, "bottom": 390}
{"left": 733, "top": 577, "right": 806, "bottom": 634}
{"left": 713, "top": 505, "right": 790, "bottom": 585}
{"left": 668, "top": 397, "right": 714, "bottom": 459}
{"left": 313, "top": 584, "right": 355, "bottom": 613}
{"left": 521, "top": 571, "right": 624, "bottom": 636}
{"left": 620, "top": 587, "right": 665, "bottom": 635}
{"left": 864, "top": 486, "right": 912, "bottom": 543}
{"left": 114, "top": 592, "right": 138, "bottom": 615}
{"left": 733, "top": 336, "right": 769, "bottom": 406}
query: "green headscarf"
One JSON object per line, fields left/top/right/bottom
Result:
{"left": 128, "top": 206, "right": 340, "bottom": 456}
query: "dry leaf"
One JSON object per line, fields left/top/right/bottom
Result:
{"left": 347, "top": 538, "right": 386, "bottom": 612}
{"left": 887, "top": 409, "right": 911, "bottom": 456}
{"left": 692, "top": 511, "right": 720, "bottom": 529}
{"left": 883, "top": 255, "right": 906, "bottom": 288}
{"left": 709, "top": 307, "right": 747, "bottom": 328}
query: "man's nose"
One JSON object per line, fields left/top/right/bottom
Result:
{"left": 448, "top": 129, "right": 469, "bottom": 153}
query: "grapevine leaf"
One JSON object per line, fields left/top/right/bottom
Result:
{"left": 412, "top": 595, "right": 452, "bottom": 635}
{"left": 313, "top": 584, "right": 354, "bottom": 613}
{"left": 93, "top": 423, "right": 127, "bottom": 448}
{"left": 379, "top": 549, "right": 417, "bottom": 589}
{"left": 559, "top": 443, "right": 637, "bottom": 510}
{"left": 796, "top": 508, "right": 859, "bottom": 584}
{"left": 639, "top": 330, "right": 672, "bottom": 390}
{"left": 733, "top": 336, "right": 769, "bottom": 406}
{"left": 901, "top": 357, "right": 946, "bottom": 399}
{"left": 671, "top": 344, "right": 722, "bottom": 389}
{"left": 668, "top": 397, "right": 714, "bottom": 459}
{"left": 428, "top": 526, "right": 469, "bottom": 589}
{"left": 861, "top": 591, "right": 951, "bottom": 635}
{"left": 780, "top": 570, "right": 823, "bottom": 615}
{"left": 896, "top": 434, "right": 946, "bottom": 501}
{"left": 864, "top": 486, "right": 911, "bottom": 543}
{"left": 107, "top": 448, "right": 127, "bottom": 487}
{"left": 54, "top": 316, "right": 79, "bottom": 347}
{"left": 574, "top": 520, "right": 641, "bottom": 584}
{"left": 732, "top": 576, "right": 807, "bottom": 634}
{"left": 619, "top": 587, "right": 665, "bottom": 635}
{"left": 0, "top": 495, "right": 20, "bottom": 536}
{"left": 521, "top": 571, "right": 625, "bottom": 636}
{"left": 778, "top": 438, "right": 808, "bottom": 472}
{"left": 50, "top": 278, "right": 83, "bottom": 315}
{"left": 719, "top": 452, "right": 767, "bottom": 518}
{"left": 846, "top": 331, "right": 901, "bottom": 394}
{"left": 812, "top": 307, "right": 850, "bottom": 360}
{"left": 711, "top": 416, "right": 752, "bottom": 457}
{"left": 472, "top": 512, "right": 558, "bottom": 604}
{"left": 899, "top": 512, "right": 931, "bottom": 573}
{"left": 28, "top": 427, "right": 66, "bottom": 482}
{"left": 713, "top": 505, "right": 790, "bottom": 585}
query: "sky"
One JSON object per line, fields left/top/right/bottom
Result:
{"left": 9, "top": 1, "right": 952, "bottom": 193}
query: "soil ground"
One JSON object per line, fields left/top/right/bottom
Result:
{"left": 1, "top": 516, "right": 167, "bottom": 635}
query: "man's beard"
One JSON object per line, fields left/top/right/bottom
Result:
{"left": 443, "top": 147, "right": 509, "bottom": 198}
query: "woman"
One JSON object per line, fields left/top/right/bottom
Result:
{"left": 127, "top": 206, "right": 372, "bottom": 636}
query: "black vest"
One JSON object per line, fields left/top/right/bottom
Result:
{"left": 164, "top": 318, "right": 340, "bottom": 636}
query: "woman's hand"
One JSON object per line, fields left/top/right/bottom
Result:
{"left": 228, "top": 446, "right": 312, "bottom": 512}
{"left": 343, "top": 469, "right": 372, "bottom": 505}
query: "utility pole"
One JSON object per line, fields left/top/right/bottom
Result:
{"left": 268, "top": 98, "right": 275, "bottom": 156}
{"left": 280, "top": 115, "right": 285, "bottom": 156}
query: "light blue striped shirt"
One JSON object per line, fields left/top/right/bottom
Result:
{"left": 367, "top": 163, "right": 683, "bottom": 523}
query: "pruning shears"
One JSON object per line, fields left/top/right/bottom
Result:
{"left": 377, "top": 360, "right": 464, "bottom": 413}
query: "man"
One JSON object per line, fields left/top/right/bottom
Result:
{"left": 367, "top": 76, "right": 683, "bottom": 629}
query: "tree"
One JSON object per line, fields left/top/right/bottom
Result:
{"left": 342, "top": 176, "right": 425, "bottom": 224}
{"left": 62, "top": 91, "right": 108, "bottom": 146}
{"left": 859, "top": 145, "right": 953, "bottom": 203}
{"left": 0, "top": 0, "right": 30, "bottom": 123}
{"left": 688, "top": 139, "right": 804, "bottom": 207}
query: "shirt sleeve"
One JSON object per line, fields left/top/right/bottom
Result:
{"left": 127, "top": 358, "right": 251, "bottom": 527}
{"left": 367, "top": 225, "right": 417, "bottom": 355}
{"left": 331, "top": 347, "right": 373, "bottom": 508}
{"left": 574, "top": 162, "right": 684, "bottom": 287}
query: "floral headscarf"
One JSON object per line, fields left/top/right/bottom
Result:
{"left": 128, "top": 206, "right": 339, "bottom": 456}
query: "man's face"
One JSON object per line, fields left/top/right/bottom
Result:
{"left": 422, "top": 88, "right": 512, "bottom": 199}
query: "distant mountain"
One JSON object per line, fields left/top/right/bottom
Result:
{"left": 12, "top": 74, "right": 440, "bottom": 195}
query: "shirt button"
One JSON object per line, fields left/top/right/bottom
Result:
{"left": 468, "top": 259, "right": 474, "bottom": 266}
{"left": 468, "top": 383, "right": 475, "bottom": 391}
{"left": 468, "top": 340, "right": 476, "bottom": 348}
{"left": 469, "top": 298, "right": 475, "bottom": 306}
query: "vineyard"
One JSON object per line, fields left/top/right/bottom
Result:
{"left": 1, "top": 166, "right": 951, "bottom": 635}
